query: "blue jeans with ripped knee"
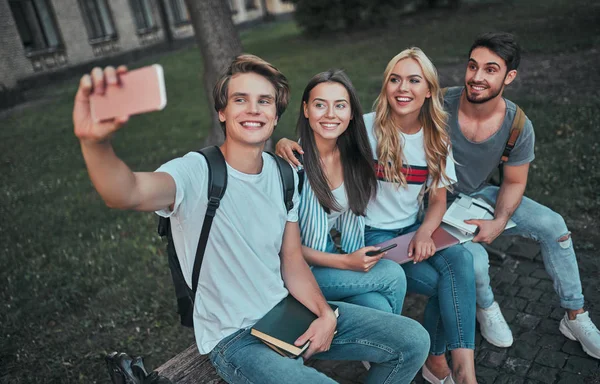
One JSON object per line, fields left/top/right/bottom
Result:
{"left": 465, "top": 185, "right": 584, "bottom": 310}
{"left": 365, "top": 223, "right": 476, "bottom": 355}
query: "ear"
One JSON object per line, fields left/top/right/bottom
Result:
{"left": 426, "top": 88, "right": 432, "bottom": 99}
{"left": 303, "top": 101, "right": 309, "bottom": 119}
{"left": 218, "top": 109, "right": 226, "bottom": 123}
{"left": 274, "top": 115, "right": 278, "bottom": 126}
{"left": 504, "top": 69, "right": 518, "bottom": 86}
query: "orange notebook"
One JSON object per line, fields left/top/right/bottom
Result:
{"left": 90, "top": 64, "right": 166, "bottom": 122}
{"left": 375, "top": 226, "right": 461, "bottom": 264}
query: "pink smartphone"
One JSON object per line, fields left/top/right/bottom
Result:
{"left": 89, "top": 64, "right": 166, "bottom": 122}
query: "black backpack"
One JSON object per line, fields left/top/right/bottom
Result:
{"left": 157, "top": 146, "right": 295, "bottom": 327}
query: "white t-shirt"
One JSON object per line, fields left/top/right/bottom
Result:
{"left": 363, "top": 112, "right": 456, "bottom": 230}
{"left": 327, "top": 183, "right": 349, "bottom": 230}
{"left": 155, "top": 152, "right": 299, "bottom": 354}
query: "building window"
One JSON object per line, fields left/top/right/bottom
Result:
{"left": 245, "top": 0, "right": 257, "bottom": 10}
{"left": 130, "top": 0, "right": 156, "bottom": 32}
{"left": 79, "top": 0, "right": 117, "bottom": 42}
{"left": 8, "top": 0, "right": 62, "bottom": 54}
{"left": 167, "top": 0, "right": 189, "bottom": 25}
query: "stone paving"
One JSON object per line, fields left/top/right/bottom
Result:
{"left": 310, "top": 236, "right": 600, "bottom": 384}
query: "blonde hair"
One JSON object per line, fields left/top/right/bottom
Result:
{"left": 372, "top": 47, "right": 452, "bottom": 195}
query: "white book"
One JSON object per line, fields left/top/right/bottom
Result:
{"left": 442, "top": 194, "right": 516, "bottom": 236}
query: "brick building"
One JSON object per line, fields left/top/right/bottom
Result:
{"left": 0, "top": 0, "right": 294, "bottom": 108}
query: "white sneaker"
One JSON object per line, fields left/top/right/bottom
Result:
{"left": 422, "top": 364, "right": 455, "bottom": 384}
{"left": 476, "top": 301, "right": 514, "bottom": 347}
{"left": 559, "top": 311, "right": 600, "bottom": 360}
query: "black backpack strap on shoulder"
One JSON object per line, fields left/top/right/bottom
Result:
{"left": 292, "top": 150, "right": 305, "bottom": 195}
{"left": 266, "top": 152, "right": 295, "bottom": 213}
{"left": 192, "top": 146, "right": 227, "bottom": 295}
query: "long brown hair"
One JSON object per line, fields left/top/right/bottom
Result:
{"left": 297, "top": 70, "right": 377, "bottom": 215}
{"left": 373, "top": 47, "right": 452, "bottom": 195}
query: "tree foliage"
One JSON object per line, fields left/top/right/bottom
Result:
{"left": 291, "top": 0, "right": 406, "bottom": 36}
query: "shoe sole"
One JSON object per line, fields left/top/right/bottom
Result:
{"left": 559, "top": 320, "right": 600, "bottom": 360}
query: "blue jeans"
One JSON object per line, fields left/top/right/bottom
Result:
{"left": 365, "top": 223, "right": 476, "bottom": 355}
{"left": 310, "top": 235, "right": 407, "bottom": 314}
{"left": 466, "top": 185, "right": 584, "bottom": 310}
{"left": 209, "top": 301, "right": 430, "bottom": 384}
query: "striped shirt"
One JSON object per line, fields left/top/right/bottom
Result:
{"left": 298, "top": 175, "right": 365, "bottom": 254}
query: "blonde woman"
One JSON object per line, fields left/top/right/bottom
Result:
{"left": 277, "top": 48, "right": 477, "bottom": 384}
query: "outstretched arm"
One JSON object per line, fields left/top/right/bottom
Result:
{"left": 73, "top": 66, "right": 176, "bottom": 212}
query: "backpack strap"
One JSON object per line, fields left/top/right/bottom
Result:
{"left": 191, "top": 146, "right": 227, "bottom": 295}
{"left": 266, "top": 152, "right": 295, "bottom": 213}
{"left": 500, "top": 106, "right": 526, "bottom": 164}
{"left": 293, "top": 150, "right": 305, "bottom": 194}
{"left": 489, "top": 106, "right": 527, "bottom": 184}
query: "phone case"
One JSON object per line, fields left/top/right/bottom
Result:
{"left": 90, "top": 64, "right": 166, "bottom": 122}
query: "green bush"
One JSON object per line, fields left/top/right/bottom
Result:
{"left": 291, "top": 0, "right": 406, "bottom": 36}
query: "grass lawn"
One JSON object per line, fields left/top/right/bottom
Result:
{"left": 1, "top": 0, "right": 599, "bottom": 382}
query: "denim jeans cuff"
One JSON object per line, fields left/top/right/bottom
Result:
{"left": 561, "top": 298, "right": 585, "bottom": 311}
{"left": 446, "top": 342, "right": 475, "bottom": 351}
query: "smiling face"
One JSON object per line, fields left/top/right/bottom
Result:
{"left": 218, "top": 72, "right": 278, "bottom": 146}
{"left": 303, "top": 82, "right": 352, "bottom": 142}
{"left": 385, "top": 58, "right": 431, "bottom": 122}
{"left": 464, "top": 47, "right": 517, "bottom": 104}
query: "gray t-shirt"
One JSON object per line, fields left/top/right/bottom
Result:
{"left": 444, "top": 86, "right": 535, "bottom": 196}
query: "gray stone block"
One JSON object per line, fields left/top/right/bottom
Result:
{"left": 527, "top": 363, "right": 559, "bottom": 383}
{"left": 537, "top": 333, "right": 566, "bottom": 350}
{"left": 495, "top": 375, "right": 526, "bottom": 384}
{"left": 517, "top": 287, "right": 544, "bottom": 301}
{"left": 509, "top": 341, "right": 540, "bottom": 360}
{"left": 538, "top": 319, "right": 562, "bottom": 335}
{"left": 515, "top": 313, "right": 542, "bottom": 330}
{"left": 503, "top": 356, "right": 532, "bottom": 376}
{"left": 508, "top": 241, "right": 541, "bottom": 260}
{"left": 524, "top": 302, "right": 552, "bottom": 317}
{"left": 563, "top": 355, "right": 599, "bottom": 376}
{"left": 534, "top": 349, "right": 568, "bottom": 369}
{"left": 504, "top": 297, "right": 529, "bottom": 311}
{"left": 477, "top": 349, "right": 508, "bottom": 368}
{"left": 561, "top": 340, "right": 589, "bottom": 358}
{"left": 518, "top": 276, "right": 541, "bottom": 287}
{"left": 531, "top": 269, "right": 553, "bottom": 280}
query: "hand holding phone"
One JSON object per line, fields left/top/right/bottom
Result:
{"left": 366, "top": 243, "right": 397, "bottom": 256}
{"left": 89, "top": 64, "right": 167, "bottom": 123}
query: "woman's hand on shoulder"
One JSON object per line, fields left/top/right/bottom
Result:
{"left": 344, "top": 246, "right": 384, "bottom": 272}
{"left": 275, "top": 138, "right": 303, "bottom": 167}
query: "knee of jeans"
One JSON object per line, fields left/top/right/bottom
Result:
{"left": 398, "top": 319, "right": 430, "bottom": 363}
{"left": 536, "top": 210, "right": 570, "bottom": 243}
{"left": 472, "top": 251, "right": 490, "bottom": 278}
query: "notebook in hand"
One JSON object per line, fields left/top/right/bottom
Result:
{"left": 443, "top": 194, "right": 516, "bottom": 235}
{"left": 376, "top": 226, "right": 462, "bottom": 265}
{"left": 251, "top": 295, "right": 339, "bottom": 358}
